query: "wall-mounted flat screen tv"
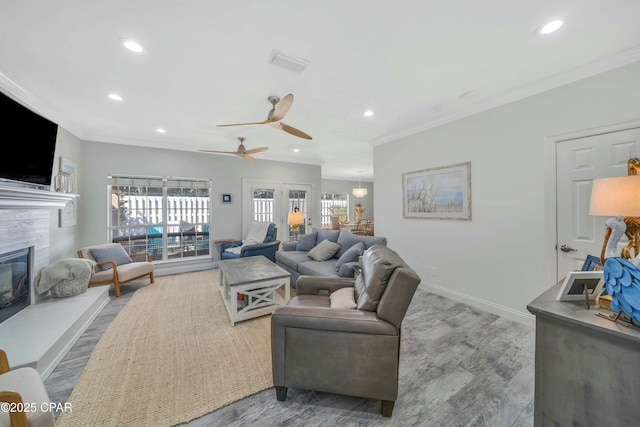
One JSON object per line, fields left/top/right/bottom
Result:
{"left": 0, "top": 90, "right": 58, "bottom": 189}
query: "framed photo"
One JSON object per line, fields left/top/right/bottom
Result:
{"left": 556, "top": 271, "right": 604, "bottom": 302}
{"left": 402, "top": 161, "right": 471, "bottom": 220}
{"left": 59, "top": 198, "right": 77, "bottom": 227}
{"left": 60, "top": 156, "right": 76, "bottom": 174}
{"left": 222, "top": 194, "right": 232, "bottom": 203}
{"left": 581, "top": 255, "right": 602, "bottom": 271}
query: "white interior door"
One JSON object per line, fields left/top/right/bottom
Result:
{"left": 242, "top": 179, "right": 313, "bottom": 242}
{"left": 556, "top": 128, "right": 640, "bottom": 281}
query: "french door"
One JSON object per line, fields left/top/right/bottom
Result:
{"left": 242, "top": 179, "right": 313, "bottom": 242}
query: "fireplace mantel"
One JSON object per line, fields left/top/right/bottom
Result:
{"left": 0, "top": 186, "right": 76, "bottom": 209}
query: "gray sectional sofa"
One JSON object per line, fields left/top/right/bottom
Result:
{"left": 275, "top": 228, "right": 387, "bottom": 285}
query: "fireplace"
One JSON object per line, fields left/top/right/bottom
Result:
{"left": 0, "top": 246, "right": 32, "bottom": 323}
{"left": 0, "top": 186, "right": 110, "bottom": 378}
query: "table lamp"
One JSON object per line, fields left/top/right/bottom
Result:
{"left": 589, "top": 173, "right": 640, "bottom": 323}
{"left": 288, "top": 210, "right": 304, "bottom": 240}
{"left": 589, "top": 175, "right": 640, "bottom": 264}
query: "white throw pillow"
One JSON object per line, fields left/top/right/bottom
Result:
{"left": 307, "top": 239, "right": 341, "bottom": 261}
{"left": 330, "top": 287, "right": 357, "bottom": 309}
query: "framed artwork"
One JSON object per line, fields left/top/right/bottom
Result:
{"left": 581, "top": 255, "right": 602, "bottom": 271}
{"left": 402, "top": 161, "right": 471, "bottom": 220}
{"left": 222, "top": 194, "right": 232, "bottom": 203}
{"left": 60, "top": 156, "right": 76, "bottom": 175}
{"left": 556, "top": 271, "right": 604, "bottom": 302}
{"left": 59, "top": 198, "right": 77, "bottom": 227}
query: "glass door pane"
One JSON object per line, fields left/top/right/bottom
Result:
{"left": 285, "top": 185, "right": 312, "bottom": 241}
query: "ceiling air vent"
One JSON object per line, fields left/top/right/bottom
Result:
{"left": 269, "top": 51, "right": 309, "bottom": 73}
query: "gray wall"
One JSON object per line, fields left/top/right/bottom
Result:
{"left": 48, "top": 136, "right": 321, "bottom": 273}
{"left": 321, "top": 179, "right": 374, "bottom": 221}
{"left": 374, "top": 60, "right": 640, "bottom": 325}
{"left": 49, "top": 127, "right": 84, "bottom": 261}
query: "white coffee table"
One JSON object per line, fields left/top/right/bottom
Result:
{"left": 218, "top": 255, "right": 291, "bottom": 326}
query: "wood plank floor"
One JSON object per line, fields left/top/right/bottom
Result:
{"left": 45, "top": 278, "right": 535, "bottom": 427}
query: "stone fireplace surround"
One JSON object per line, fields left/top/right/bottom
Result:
{"left": 0, "top": 186, "right": 110, "bottom": 379}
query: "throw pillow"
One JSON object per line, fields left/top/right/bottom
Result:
{"left": 296, "top": 231, "right": 318, "bottom": 251}
{"left": 335, "top": 242, "right": 365, "bottom": 272}
{"left": 338, "top": 262, "right": 358, "bottom": 278}
{"left": 307, "top": 239, "right": 341, "bottom": 261}
{"left": 90, "top": 245, "right": 133, "bottom": 271}
{"left": 329, "top": 287, "right": 357, "bottom": 309}
{"left": 315, "top": 228, "right": 340, "bottom": 243}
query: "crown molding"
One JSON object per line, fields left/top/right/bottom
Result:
{"left": 371, "top": 47, "right": 640, "bottom": 147}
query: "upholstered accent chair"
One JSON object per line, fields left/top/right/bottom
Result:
{"left": 78, "top": 243, "right": 154, "bottom": 297}
{"left": 0, "top": 349, "right": 55, "bottom": 427}
{"left": 219, "top": 222, "right": 280, "bottom": 262}
{"left": 271, "top": 245, "right": 421, "bottom": 417}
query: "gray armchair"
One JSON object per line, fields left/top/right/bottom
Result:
{"left": 271, "top": 245, "right": 421, "bottom": 417}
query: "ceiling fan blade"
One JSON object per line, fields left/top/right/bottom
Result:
{"left": 243, "top": 146, "right": 268, "bottom": 154}
{"left": 240, "top": 154, "right": 256, "bottom": 162}
{"left": 271, "top": 93, "right": 293, "bottom": 122}
{"left": 281, "top": 123, "right": 312, "bottom": 140}
{"left": 198, "top": 150, "right": 238, "bottom": 155}
{"left": 216, "top": 120, "right": 270, "bottom": 127}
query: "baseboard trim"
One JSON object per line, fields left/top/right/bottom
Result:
{"left": 422, "top": 282, "right": 535, "bottom": 327}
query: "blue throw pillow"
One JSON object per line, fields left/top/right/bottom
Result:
{"left": 335, "top": 242, "right": 365, "bottom": 273}
{"left": 90, "top": 245, "right": 133, "bottom": 271}
{"left": 315, "top": 228, "right": 340, "bottom": 243}
{"left": 296, "top": 232, "right": 318, "bottom": 252}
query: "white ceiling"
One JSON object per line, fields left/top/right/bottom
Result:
{"left": 2, "top": 1, "right": 640, "bottom": 181}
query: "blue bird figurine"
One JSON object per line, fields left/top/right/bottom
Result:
{"left": 600, "top": 216, "right": 640, "bottom": 323}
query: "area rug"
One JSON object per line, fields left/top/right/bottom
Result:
{"left": 55, "top": 269, "right": 273, "bottom": 427}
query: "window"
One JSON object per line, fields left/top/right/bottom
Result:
{"left": 252, "top": 188, "right": 275, "bottom": 223}
{"left": 108, "top": 175, "right": 211, "bottom": 261}
{"left": 321, "top": 193, "right": 349, "bottom": 226}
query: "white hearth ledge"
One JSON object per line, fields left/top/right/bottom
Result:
{"left": 0, "top": 186, "right": 76, "bottom": 208}
{"left": 0, "top": 287, "right": 110, "bottom": 379}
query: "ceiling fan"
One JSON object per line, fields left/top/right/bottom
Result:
{"left": 217, "top": 93, "right": 312, "bottom": 140}
{"left": 199, "top": 137, "right": 268, "bottom": 162}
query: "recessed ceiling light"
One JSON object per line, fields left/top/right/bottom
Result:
{"left": 537, "top": 20, "right": 564, "bottom": 35}
{"left": 156, "top": 128, "right": 166, "bottom": 134}
{"left": 293, "top": 148, "right": 300, "bottom": 153}
{"left": 108, "top": 93, "right": 123, "bottom": 101}
{"left": 363, "top": 110, "right": 374, "bottom": 117}
{"left": 121, "top": 38, "right": 147, "bottom": 54}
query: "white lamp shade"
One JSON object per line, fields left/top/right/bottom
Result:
{"left": 589, "top": 176, "right": 640, "bottom": 217}
{"left": 288, "top": 211, "right": 304, "bottom": 226}
{"left": 352, "top": 188, "right": 367, "bottom": 198}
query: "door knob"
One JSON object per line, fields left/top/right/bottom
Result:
{"left": 560, "top": 245, "right": 578, "bottom": 252}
